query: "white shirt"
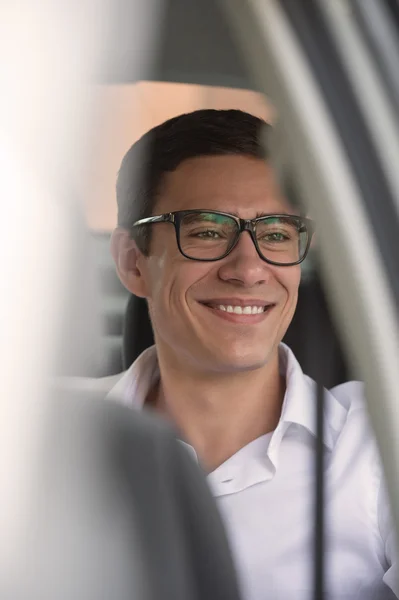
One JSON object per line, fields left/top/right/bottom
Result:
{"left": 106, "top": 343, "right": 398, "bottom": 600}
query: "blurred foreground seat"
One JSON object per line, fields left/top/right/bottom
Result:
{"left": 33, "top": 390, "right": 241, "bottom": 600}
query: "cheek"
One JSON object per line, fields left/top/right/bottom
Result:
{"left": 145, "top": 252, "right": 210, "bottom": 311}
{"left": 279, "top": 267, "right": 301, "bottom": 311}
{"left": 146, "top": 255, "right": 167, "bottom": 298}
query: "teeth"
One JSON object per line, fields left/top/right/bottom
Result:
{"left": 216, "top": 305, "right": 265, "bottom": 314}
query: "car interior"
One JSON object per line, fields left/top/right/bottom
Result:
{"left": 2, "top": 1, "right": 399, "bottom": 599}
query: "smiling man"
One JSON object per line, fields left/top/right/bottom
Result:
{"left": 105, "top": 110, "right": 397, "bottom": 599}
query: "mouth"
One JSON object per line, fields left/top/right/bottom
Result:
{"left": 198, "top": 300, "right": 275, "bottom": 323}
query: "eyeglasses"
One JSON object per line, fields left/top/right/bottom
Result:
{"left": 133, "top": 210, "right": 315, "bottom": 266}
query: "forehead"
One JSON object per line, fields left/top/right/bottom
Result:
{"left": 154, "top": 155, "right": 293, "bottom": 217}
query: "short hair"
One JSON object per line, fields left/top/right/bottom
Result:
{"left": 116, "top": 109, "right": 271, "bottom": 253}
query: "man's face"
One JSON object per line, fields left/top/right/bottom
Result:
{"left": 134, "top": 155, "right": 301, "bottom": 373}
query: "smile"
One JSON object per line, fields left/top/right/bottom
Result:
{"left": 215, "top": 304, "right": 265, "bottom": 315}
{"left": 199, "top": 300, "right": 275, "bottom": 323}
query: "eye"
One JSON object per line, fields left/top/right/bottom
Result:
{"left": 261, "top": 231, "right": 290, "bottom": 242}
{"left": 192, "top": 229, "right": 223, "bottom": 239}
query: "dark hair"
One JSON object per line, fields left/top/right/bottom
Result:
{"left": 116, "top": 109, "right": 270, "bottom": 253}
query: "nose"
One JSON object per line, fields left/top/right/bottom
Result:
{"left": 217, "top": 231, "right": 273, "bottom": 287}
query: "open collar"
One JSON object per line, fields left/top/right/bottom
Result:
{"left": 107, "top": 343, "right": 348, "bottom": 466}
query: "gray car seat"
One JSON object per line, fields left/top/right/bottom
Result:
{"left": 36, "top": 389, "right": 242, "bottom": 600}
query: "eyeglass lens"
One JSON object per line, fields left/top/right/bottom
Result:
{"left": 178, "top": 212, "right": 308, "bottom": 264}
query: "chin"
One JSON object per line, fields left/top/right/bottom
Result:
{"left": 206, "top": 346, "right": 275, "bottom": 374}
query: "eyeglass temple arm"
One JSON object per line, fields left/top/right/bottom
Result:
{"left": 134, "top": 213, "right": 174, "bottom": 226}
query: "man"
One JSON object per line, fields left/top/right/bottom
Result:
{"left": 102, "top": 109, "right": 396, "bottom": 599}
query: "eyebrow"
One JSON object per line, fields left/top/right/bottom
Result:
{"left": 181, "top": 210, "right": 303, "bottom": 220}
{"left": 254, "top": 211, "right": 297, "bottom": 218}
{"left": 219, "top": 210, "right": 295, "bottom": 219}
{"left": 258, "top": 207, "right": 306, "bottom": 218}
{"left": 254, "top": 212, "right": 271, "bottom": 218}
{"left": 183, "top": 212, "right": 231, "bottom": 224}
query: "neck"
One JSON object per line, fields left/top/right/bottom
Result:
{"left": 147, "top": 348, "right": 285, "bottom": 472}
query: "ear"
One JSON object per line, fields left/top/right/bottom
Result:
{"left": 110, "top": 228, "right": 149, "bottom": 298}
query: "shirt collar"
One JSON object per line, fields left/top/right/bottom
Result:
{"left": 107, "top": 345, "right": 160, "bottom": 408}
{"left": 278, "top": 343, "right": 347, "bottom": 452}
{"left": 107, "top": 343, "right": 348, "bottom": 460}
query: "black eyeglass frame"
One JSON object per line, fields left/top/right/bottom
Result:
{"left": 133, "top": 209, "right": 315, "bottom": 267}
